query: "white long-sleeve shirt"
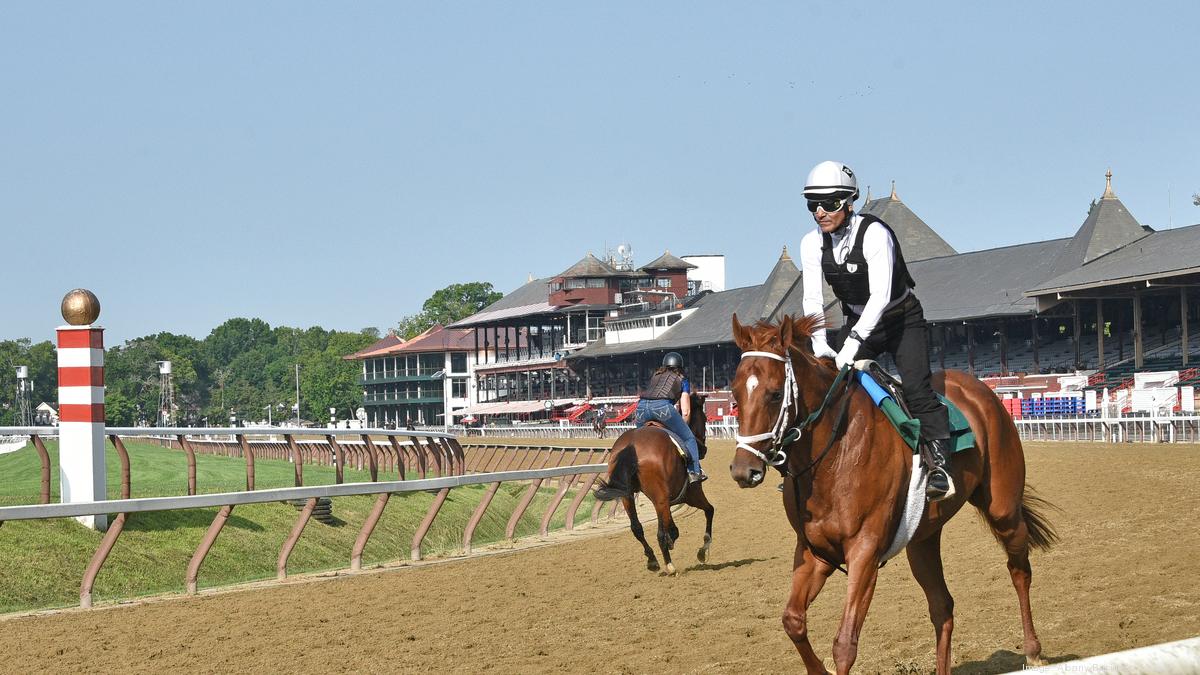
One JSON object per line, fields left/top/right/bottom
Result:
{"left": 799, "top": 213, "right": 909, "bottom": 343}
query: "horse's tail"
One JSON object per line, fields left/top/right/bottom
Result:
{"left": 593, "top": 445, "right": 637, "bottom": 502}
{"left": 1020, "top": 487, "right": 1059, "bottom": 551}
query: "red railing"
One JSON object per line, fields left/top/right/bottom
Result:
{"left": 605, "top": 400, "right": 639, "bottom": 423}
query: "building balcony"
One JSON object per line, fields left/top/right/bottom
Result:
{"left": 361, "top": 372, "right": 442, "bottom": 384}
{"left": 363, "top": 395, "right": 443, "bottom": 406}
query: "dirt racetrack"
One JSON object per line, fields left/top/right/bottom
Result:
{"left": 5, "top": 440, "right": 1200, "bottom": 674}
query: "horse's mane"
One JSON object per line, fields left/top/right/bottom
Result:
{"left": 742, "top": 314, "right": 824, "bottom": 349}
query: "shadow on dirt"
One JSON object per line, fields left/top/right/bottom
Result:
{"left": 955, "top": 649, "right": 1083, "bottom": 674}
{"left": 685, "top": 557, "right": 771, "bottom": 573}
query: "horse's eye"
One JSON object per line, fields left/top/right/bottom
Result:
{"left": 770, "top": 390, "right": 784, "bottom": 403}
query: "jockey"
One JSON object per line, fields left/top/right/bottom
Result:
{"left": 635, "top": 352, "right": 705, "bottom": 483}
{"left": 797, "top": 160, "right": 955, "bottom": 502}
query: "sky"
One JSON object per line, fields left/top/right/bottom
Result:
{"left": 2, "top": 2, "right": 1198, "bottom": 345}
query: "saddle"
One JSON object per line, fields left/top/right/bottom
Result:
{"left": 642, "top": 420, "right": 690, "bottom": 461}
{"left": 853, "top": 360, "right": 975, "bottom": 455}
{"left": 642, "top": 421, "right": 698, "bottom": 505}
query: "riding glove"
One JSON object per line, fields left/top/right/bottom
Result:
{"left": 811, "top": 336, "right": 837, "bottom": 360}
{"left": 835, "top": 337, "right": 861, "bottom": 370}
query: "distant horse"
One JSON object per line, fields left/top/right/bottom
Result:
{"left": 594, "top": 393, "right": 713, "bottom": 575}
{"left": 592, "top": 411, "right": 608, "bottom": 439}
{"left": 729, "top": 315, "right": 1057, "bottom": 675}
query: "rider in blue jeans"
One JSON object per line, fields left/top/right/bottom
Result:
{"left": 634, "top": 352, "right": 706, "bottom": 483}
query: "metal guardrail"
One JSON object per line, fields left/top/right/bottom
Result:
{"left": 0, "top": 465, "right": 601, "bottom": 521}
{"left": 1013, "top": 415, "right": 1200, "bottom": 443}
{"left": 0, "top": 427, "right": 614, "bottom": 609}
{"left": 449, "top": 417, "right": 1200, "bottom": 444}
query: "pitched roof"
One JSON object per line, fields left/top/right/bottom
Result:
{"left": 448, "top": 277, "right": 558, "bottom": 327}
{"left": 343, "top": 333, "right": 405, "bottom": 360}
{"left": 755, "top": 248, "right": 801, "bottom": 321}
{"left": 393, "top": 324, "right": 477, "bottom": 353}
{"left": 909, "top": 238, "right": 1070, "bottom": 321}
{"left": 1025, "top": 223, "right": 1200, "bottom": 295}
{"left": 344, "top": 325, "right": 476, "bottom": 359}
{"left": 859, "top": 188, "right": 958, "bottom": 261}
{"left": 1042, "top": 190, "right": 1150, "bottom": 283}
{"left": 639, "top": 250, "right": 697, "bottom": 271}
{"left": 557, "top": 253, "right": 622, "bottom": 278}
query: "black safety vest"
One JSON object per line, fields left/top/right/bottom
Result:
{"left": 641, "top": 369, "right": 685, "bottom": 401}
{"left": 820, "top": 214, "right": 916, "bottom": 307}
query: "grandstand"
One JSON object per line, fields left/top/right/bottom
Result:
{"left": 445, "top": 170, "right": 1199, "bottom": 421}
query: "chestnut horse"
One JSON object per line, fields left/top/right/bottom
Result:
{"left": 594, "top": 393, "right": 714, "bottom": 575}
{"left": 729, "top": 315, "right": 1056, "bottom": 675}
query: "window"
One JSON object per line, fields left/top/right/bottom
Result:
{"left": 450, "top": 352, "right": 467, "bottom": 373}
{"left": 566, "top": 278, "right": 586, "bottom": 289}
{"left": 586, "top": 278, "right": 606, "bottom": 288}
{"left": 655, "top": 316, "right": 665, "bottom": 327}
{"left": 587, "top": 314, "right": 605, "bottom": 342}
{"left": 551, "top": 281, "right": 562, "bottom": 291}
{"left": 656, "top": 277, "right": 671, "bottom": 288}
{"left": 452, "top": 378, "right": 467, "bottom": 399}
{"left": 667, "top": 313, "right": 682, "bottom": 326}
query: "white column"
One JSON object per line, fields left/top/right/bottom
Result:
{"left": 57, "top": 325, "right": 108, "bottom": 531}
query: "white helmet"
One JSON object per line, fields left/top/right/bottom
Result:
{"left": 803, "top": 161, "right": 859, "bottom": 201}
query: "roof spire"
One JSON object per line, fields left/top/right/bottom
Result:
{"left": 780, "top": 245, "right": 791, "bottom": 261}
{"left": 527, "top": 272, "right": 534, "bottom": 283}
{"left": 889, "top": 180, "right": 899, "bottom": 201}
{"left": 1103, "top": 168, "right": 1115, "bottom": 199}
{"left": 864, "top": 185, "right": 872, "bottom": 202}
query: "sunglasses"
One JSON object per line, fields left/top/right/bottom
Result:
{"left": 806, "top": 197, "right": 848, "bottom": 214}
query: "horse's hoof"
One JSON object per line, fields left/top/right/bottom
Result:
{"left": 1026, "top": 655, "right": 1046, "bottom": 667}
{"left": 665, "top": 563, "right": 676, "bottom": 576}
{"left": 696, "top": 547, "right": 708, "bottom": 563}
{"left": 647, "top": 560, "right": 660, "bottom": 572}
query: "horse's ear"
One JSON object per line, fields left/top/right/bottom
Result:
{"left": 731, "top": 314, "right": 751, "bottom": 350}
{"left": 780, "top": 314, "right": 795, "bottom": 351}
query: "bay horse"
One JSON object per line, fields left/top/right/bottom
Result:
{"left": 729, "top": 314, "right": 1057, "bottom": 675}
{"left": 594, "top": 393, "right": 714, "bottom": 576}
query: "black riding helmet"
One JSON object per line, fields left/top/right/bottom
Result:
{"left": 662, "top": 352, "right": 683, "bottom": 368}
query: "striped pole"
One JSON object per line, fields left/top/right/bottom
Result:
{"left": 57, "top": 325, "right": 107, "bottom": 531}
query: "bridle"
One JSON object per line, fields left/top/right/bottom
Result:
{"left": 734, "top": 350, "right": 854, "bottom": 473}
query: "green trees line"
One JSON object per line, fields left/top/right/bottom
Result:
{"left": 0, "top": 320, "right": 377, "bottom": 427}
{"left": 0, "top": 281, "right": 506, "bottom": 427}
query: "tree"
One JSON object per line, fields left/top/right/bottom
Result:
{"left": 396, "top": 282, "right": 503, "bottom": 339}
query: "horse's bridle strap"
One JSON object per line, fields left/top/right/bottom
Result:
{"left": 735, "top": 348, "right": 852, "bottom": 469}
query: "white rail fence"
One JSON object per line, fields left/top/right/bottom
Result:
{"left": 447, "top": 415, "right": 1200, "bottom": 443}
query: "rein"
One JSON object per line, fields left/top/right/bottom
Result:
{"left": 734, "top": 350, "right": 855, "bottom": 474}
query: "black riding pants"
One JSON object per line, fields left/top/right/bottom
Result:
{"left": 832, "top": 294, "right": 950, "bottom": 441}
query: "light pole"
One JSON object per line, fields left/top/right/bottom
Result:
{"left": 265, "top": 404, "right": 272, "bottom": 426}
{"left": 294, "top": 364, "right": 301, "bottom": 426}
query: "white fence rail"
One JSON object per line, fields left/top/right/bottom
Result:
{"left": 446, "top": 417, "right": 1200, "bottom": 444}
{"left": 1013, "top": 415, "right": 1200, "bottom": 443}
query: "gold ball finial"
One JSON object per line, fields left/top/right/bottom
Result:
{"left": 61, "top": 289, "right": 101, "bottom": 326}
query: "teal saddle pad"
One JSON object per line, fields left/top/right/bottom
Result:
{"left": 855, "top": 370, "right": 975, "bottom": 454}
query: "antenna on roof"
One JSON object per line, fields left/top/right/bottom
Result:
{"left": 613, "top": 243, "right": 634, "bottom": 270}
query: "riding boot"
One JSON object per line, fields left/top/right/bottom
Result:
{"left": 924, "top": 437, "right": 955, "bottom": 502}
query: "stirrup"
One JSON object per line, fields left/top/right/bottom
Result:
{"left": 925, "top": 468, "right": 955, "bottom": 503}
{"left": 688, "top": 471, "right": 707, "bottom": 484}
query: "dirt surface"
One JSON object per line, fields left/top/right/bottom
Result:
{"left": 5, "top": 441, "right": 1200, "bottom": 674}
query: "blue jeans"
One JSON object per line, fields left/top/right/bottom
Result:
{"left": 634, "top": 399, "right": 701, "bottom": 472}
